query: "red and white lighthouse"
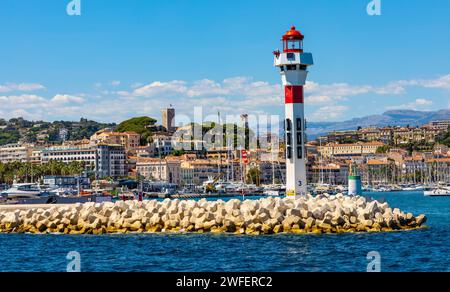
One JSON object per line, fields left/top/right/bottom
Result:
{"left": 274, "top": 26, "right": 314, "bottom": 196}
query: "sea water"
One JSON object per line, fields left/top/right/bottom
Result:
{"left": 0, "top": 191, "right": 449, "bottom": 272}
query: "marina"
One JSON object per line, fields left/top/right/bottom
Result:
{"left": 1, "top": 0, "right": 450, "bottom": 274}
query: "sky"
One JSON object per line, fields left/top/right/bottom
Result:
{"left": 0, "top": 0, "right": 449, "bottom": 125}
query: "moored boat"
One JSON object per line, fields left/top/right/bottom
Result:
{"left": 424, "top": 188, "right": 450, "bottom": 197}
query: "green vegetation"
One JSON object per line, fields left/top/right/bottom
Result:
{"left": 246, "top": 166, "right": 262, "bottom": 186}
{"left": 171, "top": 149, "right": 187, "bottom": 156}
{"left": 376, "top": 145, "right": 391, "bottom": 154}
{"left": 437, "top": 130, "right": 450, "bottom": 147}
{"left": 397, "top": 141, "right": 434, "bottom": 155}
{"left": 116, "top": 116, "right": 157, "bottom": 145}
{"left": 340, "top": 138, "right": 359, "bottom": 144}
{"left": 0, "top": 128, "right": 21, "bottom": 145}
{"left": 0, "top": 118, "right": 115, "bottom": 146}
{"left": 0, "top": 161, "right": 86, "bottom": 184}
{"left": 183, "top": 122, "right": 255, "bottom": 149}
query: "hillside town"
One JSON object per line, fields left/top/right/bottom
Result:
{"left": 1, "top": 107, "right": 450, "bottom": 196}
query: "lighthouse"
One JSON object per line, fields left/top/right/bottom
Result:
{"left": 274, "top": 26, "right": 314, "bottom": 197}
{"left": 348, "top": 161, "right": 362, "bottom": 196}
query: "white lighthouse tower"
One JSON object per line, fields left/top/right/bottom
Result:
{"left": 274, "top": 26, "right": 314, "bottom": 197}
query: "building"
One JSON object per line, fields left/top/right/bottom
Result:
{"left": 43, "top": 175, "right": 90, "bottom": 188}
{"left": 393, "top": 127, "right": 440, "bottom": 145}
{"left": 434, "top": 144, "right": 449, "bottom": 156}
{"left": 321, "top": 130, "right": 359, "bottom": 144}
{"left": 358, "top": 127, "right": 393, "bottom": 144}
{"left": 257, "top": 160, "right": 286, "bottom": 185}
{"left": 0, "top": 143, "right": 34, "bottom": 163}
{"left": 96, "top": 144, "right": 127, "bottom": 178}
{"left": 131, "top": 145, "right": 155, "bottom": 158}
{"left": 318, "top": 142, "right": 384, "bottom": 158}
{"left": 136, "top": 157, "right": 181, "bottom": 185}
{"left": 426, "top": 157, "right": 450, "bottom": 183}
{"left": 153, "top": 134, "right": 174, "bottom": 157}
{"left": 427, "top": 120, "right": 450, "bottom": 131}
{"left": 41, "top": 144, "right": 127, "bottom": 178}
{"left": 41, "top": 144, "right": 97, "bottom": 166}
{"left": 179, "top": 159, "right": 244, "bottom": 186}
{"left": 162, "top": 108, "right": 176, "bottom": 133}
{"left": 31, "top": 149, "right": 43, "bottom": 164}
{"left": 308, "top": 163, "right": 349, "bottom": 185}
{"left": 90, "top": 129, "right": 140, "bottom": 152}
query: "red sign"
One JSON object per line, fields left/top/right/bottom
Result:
{"left": 242, "top": 150, "right": 249, "bottom": 164}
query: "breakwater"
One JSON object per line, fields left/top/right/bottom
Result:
{"left": 0, "top": 194, "right": 427, "bottom": 235}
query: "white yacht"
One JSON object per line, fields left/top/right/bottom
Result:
{"left": 424, "top": 186, "right": 450, "bottom": 197}
{"left": 1, "top": 183, "right": 52, "bottom": 200}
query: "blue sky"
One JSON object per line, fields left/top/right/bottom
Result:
{"left": 0, "top": 0, "right": 449, "bottom": 124}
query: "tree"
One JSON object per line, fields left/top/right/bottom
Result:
{"left": 116, "top": 116, "right": 157, "bottom": 145}
{"left": 246, "top": 166, "right": 261, "bottom": 186}
{"left": 437, "top": 130, "right": 450, "bottom": 147}
{"left": 376, "top": 145, "right": 391, "bottom": 154}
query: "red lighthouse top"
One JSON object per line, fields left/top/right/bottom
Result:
{"left": 282, "top": 26, "right": 304, "bottom": 40}
{"left": 282, "top": 26, "right": 304, "bottom": 53}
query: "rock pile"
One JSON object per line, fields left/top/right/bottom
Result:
{"left": 0, "top": 194, "right": 427, "bottom": 235}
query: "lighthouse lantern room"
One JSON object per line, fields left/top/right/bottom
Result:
{"left": 274, "top": 26, "right": 314, "bottom": 197}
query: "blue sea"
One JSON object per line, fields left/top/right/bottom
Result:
{"left": 1, "top": 191, "right": 449, "bottom": 272}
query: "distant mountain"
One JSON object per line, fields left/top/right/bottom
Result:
{"left": 306, "top": 109, "right": 450, "bottom": 138}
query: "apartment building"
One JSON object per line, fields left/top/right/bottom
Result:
{"left": 90, "top": 129, "right": 140, "bottom": 152}
{"left": 392, "top": 127, "right": 440, "bottom": 145}
{"left": 427, "top": 120, "right": 450, "bottom": 131}
{"left": 153, "top": 134, "right": 174, "bottom": 156}
{"left": 41, "top": 144, "right": 126, "bottom": 178}
{"left": 0, "top": 143, "right": 34, "bottom": 163}
{"left": 308, "top": 163, "right": 349, "bottom": 185}
{"left": 136, "top": 157, "right": 181, "bottom": 185}
{"left": 318, "top": 142, "right": 384, "bottom": 158}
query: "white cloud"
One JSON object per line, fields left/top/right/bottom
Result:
{"left": 1, "top": 74, "right": 449, "bottom": 123}
{"left": 0, "top": 83, "right": 45, "bottom": 93}
{"left": 386, "top": 98, "right": 434, "bottom": 110}
{"left": 390, "top": 74, "right": 450, "bottom": 91}
{"left": 110, "top": 80, "right": 121, "bottom": 86}
{"left": 416, "top": 74, "right": 450, "bottom": 90}
{"left": 0, "top": 94, "right": 46, "bottom": 104}
{"left": 310, "top": 105, "right": 349, "bottom": 121}
{"left": 131, "top": 81, "right": 188, "bottom": 97}
{"left": 51, "top": 94, "right": 85, "bottom": 104}
{"left": 305, "top": 95, "right": 333, "bottom": 104}
{"left": 305, "top": 80, "right": 407, "bottom": 97}
{"left": 305, "top": 81, "right": 372, "bottom": 97}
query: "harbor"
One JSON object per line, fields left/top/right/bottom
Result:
{"left": 1, "top": 0, "right": 450, "bottom": 274}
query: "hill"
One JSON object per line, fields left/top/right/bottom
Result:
{"left": 115, "top": 116, "right": 157, "bottom": 144}
{"left": 0, "top": 118, "right": 115, "bottom": 146}
{"left": 306, "top": 109, "right": 450, "bottom": 138}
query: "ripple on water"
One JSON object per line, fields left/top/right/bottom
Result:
{"left": 0, "top": 191, "right": 449, "bottom": 271}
